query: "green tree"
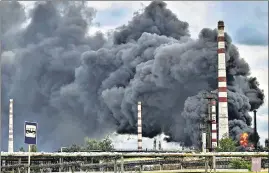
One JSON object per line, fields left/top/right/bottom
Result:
{"left": 216, "top": 137, "right": 237, "bottom": 152}
{"left": 30, "top": 145, "right": 37, "bottom": 152}
{"left": 61, "top": 136, "right": 114, "bottom": 152}
{"left": 230, "top": 159, "right": 251, "bottom": 171}
{"left": 19, "top": 147, "right": 25, "bottom": 152}
{"left": 99, "top": 136, "right": 114, "bottom": 151}
{"left": 84, "top": 136, "right": 114, "bottom": 151}
{"left": 63, "top": 144, "right": 82, "bottom": 152}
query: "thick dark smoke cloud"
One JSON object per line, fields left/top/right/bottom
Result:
{"left": 0, "top": 1, "right": 264, "bottom": 150}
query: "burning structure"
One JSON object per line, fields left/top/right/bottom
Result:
{"left": 0, "top": 1, "right": 265, "bottom": 150}
{"left": 240, "top": 132, "right": 249, "bottom": 147}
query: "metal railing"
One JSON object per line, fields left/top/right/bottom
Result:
{"left": 0, "top": 152, "right": 268, "bottom": 173}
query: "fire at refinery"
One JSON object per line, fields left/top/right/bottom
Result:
{"left": 240, "top": 132, "right": 249, "bottom": 147}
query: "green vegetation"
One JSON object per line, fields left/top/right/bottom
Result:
{"left": 30, "top": 145, "right": 37, "bottom": 152}
{"left": 18, "top": 145, "right": 37, "bottom": 152}
{"left": 229, "top": 159, "right": 251, "bottom": 171}
{"left": 60, "top": 135, "right": 114, "bottom": 152}
{"left": 19, "top": 147, "right": 25, "bottom": 152}
{"left": 215, "top": 137, "right": 237, "bottom": 152}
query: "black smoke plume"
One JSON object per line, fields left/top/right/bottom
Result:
{"left": 0, "top": 1, "right": 264, "bottom": 150}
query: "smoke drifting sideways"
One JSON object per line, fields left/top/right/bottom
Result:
{"left": 0, "top": 1, "right": 264, "bottom": 150}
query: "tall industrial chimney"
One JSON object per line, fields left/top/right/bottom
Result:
{"left": 8, "top": 99, "right": 14, "bottom": 153}
{"left": 217, "top": 21, "right": 229, "bottom": 141}
{"left": 137, "top": 101, "right": 142, "bottom": 151}
{"left": 211, "top": 99, "right": 217, "bottom": 149}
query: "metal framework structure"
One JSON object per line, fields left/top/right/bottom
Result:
{"left": 1, "top": 152, "right": 268, "bottom": 157}
{"left": 0, "top": 152, "right": 268, "bottom": 172}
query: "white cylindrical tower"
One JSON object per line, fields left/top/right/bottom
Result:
{"left": 8, "top": 99, "right": 14, "bottom": 153}
{"left": 217, "top": 21, "right": 229, "bottom": 141}
{"left": 137, "top": 101, "right": 142, "bottom": 151}
{"left": 211, "top": 100, "right": 217, "bottom": 149}
{"left": 202, "top": 132, "right": 207, "bottom": 153}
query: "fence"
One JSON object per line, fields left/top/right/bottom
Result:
{"left": 0, "top": 152, "right": 268, "bottom": 173}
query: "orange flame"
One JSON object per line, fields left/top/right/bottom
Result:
{"left": 240, "top": 132, "right": 249, "bottom": 147}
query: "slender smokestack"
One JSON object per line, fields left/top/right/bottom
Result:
{"left": 137, "top": 101, "right": 142, "bottom": 151}
{"left": 253, "top": 110, "right": 257, "bottom": 149}
{"left": 8, "top": 99, "right": 14, "bottom": 153}
{"left": 211, "top": 99, "right": 217, "bottom": 149}
{"left": 202, "top": 132, "right": 206, "bottom": 153}
{"left": 217, "top": 21, "right": 229, "bottom": 141}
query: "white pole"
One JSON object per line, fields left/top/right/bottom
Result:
{"left": 8, "top": 99, "right": 14, "bottom": 153}
{"left": 137, "top": 101, "right": 142, "bottom": 151}
{"left": 202, "top": 132, "right": 207, "bottom": 153}
{"left": 28, "top": 144, "right": 31, "bottom": 173}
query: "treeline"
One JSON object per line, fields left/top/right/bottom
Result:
{"left": 59, "top": 136, "right": 114, "bottom": 152}
{"left": 18, "top": 136, "right": 114, "bottom": 152}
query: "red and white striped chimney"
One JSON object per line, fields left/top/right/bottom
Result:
{"left": 8, "top": 99, "right": 14, "bottom": 153}
{"left": 211, "top": 100, "right": 217, "bottom": 149}
{"left": 137, "top": 101, "right": 142, "bottom": 151}
{"left": 217, "top": 21, "right": 229, "bottom": 141}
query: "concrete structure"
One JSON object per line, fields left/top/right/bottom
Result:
{"left": 217, "top": 21, "right": 229, "bottom": 141}
{"left": 8, "top": 99, "right": 14, "bottom": 153}
{"left": 211, "top": 100, "right": 217, "bottom": 149}
{"left": 137, "top": 101, "right": 142, "bottom": 151}
{"left": 202, "top": 132, "right": 206, "bottom": 152}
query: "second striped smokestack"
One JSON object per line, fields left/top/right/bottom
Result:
{"left": 137, "top": 101, "right": 142, "bottom": 151}
{"left": 8, "top": 99, "right": 14, "bottom": 153}
{"left": 217, "top": 21, "right": 229, "bottom": 141}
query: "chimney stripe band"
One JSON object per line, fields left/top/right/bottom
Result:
{"left": 218, "top": 77, "right": 226, "bottom": 82}
{"left": 218, "top": 36, "right": 225, "bottom": 41}
{"left": 219, "top": 97, "right": 227, "bottom": 102}
{"left": 217, "top": 48, "right": 225, "bottom": 53}
{"left": 218, "top": 87, "right": 227, "bottom": 92}
{"left": 212, "top": 139, "right": 217, "bottom": 142}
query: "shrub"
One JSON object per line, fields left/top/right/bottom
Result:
{"left": 230, "top": 159, "right": 251, "bottom": 171}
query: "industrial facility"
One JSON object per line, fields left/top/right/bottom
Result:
{"left": 5, "top": 21, "right": 262, "bottom": 153}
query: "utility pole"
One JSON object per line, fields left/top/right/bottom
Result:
{"left": 153, "top": 138, "right": 157, "bottom": 150}
{"left": 158, "top": 141, "right": 162, "bottom": 150}
{"left": 204, "top": 92, "right": 213, "bottom": 152}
